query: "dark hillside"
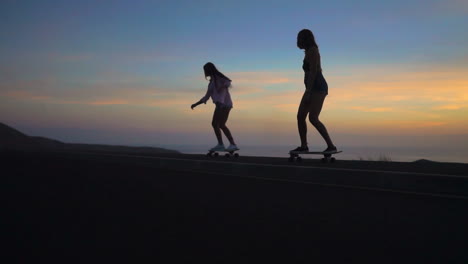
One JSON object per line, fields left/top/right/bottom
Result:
{"left": 0, "top": 123, "right": 39, "bottom": 150}
{"left": 0, "top": 122, "right": 178, "bottom": 154}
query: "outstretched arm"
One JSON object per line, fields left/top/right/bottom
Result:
{"left": 191, "top": 81, "right": 213, "bottom": 109}
{"left": 191, "top": 101, "right": 203, "bottom": 109}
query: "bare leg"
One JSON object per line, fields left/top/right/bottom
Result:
{"left": 308, "top": 92, "right": 336, "bottom": 149}
{"left": 296, "top": 92, "right": 311, "bottom": 148}
{"left": 212, "top": 106, "right": 223, "bottom": 145}
{"left": 219, "top": 107, "right": 236, "bottom": 145}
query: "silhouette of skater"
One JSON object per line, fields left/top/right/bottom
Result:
{"left": 291, "top": 29, "right": 337, "bottom": 153}
{"left": 191, "top": 62, "right": 239, "bottom": 152}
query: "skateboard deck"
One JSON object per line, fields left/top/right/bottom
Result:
{"left": 289, "top": 150, "right": 342, "bottom": 163}
{"left": 207, "top": 149, "right": 240, "bottom": 158}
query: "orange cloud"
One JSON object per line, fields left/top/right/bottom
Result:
{"left": 381, "top": 121, "right": 448, "bottom": 129}
{"left": 2, "top": 64, "right": 467, "bottom": 138}
{"left": 350, "top": 106, "right": 393, "bottom": 112}
{"left": 3, "top": 90, "right": 52, "bottom": 101}
{"left": 230, "top": 71, "right": 295, "bottom": 84}
{"left": 273, "top": 103, "right": 298, "bottom": 113}
{"left": 416, "top": 121, "right": 447, "bottom": 127}
{"left": 88, "top": 100, "right": 129, "bottom": 105}
{"left": 433, "top": 104, "right": 467, "bottom": 110}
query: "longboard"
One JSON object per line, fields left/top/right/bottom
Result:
{"left": 289, "top": 150, "right": 342, "bottom": 163}
{"left": 207, "top": 149, "right": 240, "bottom": 158}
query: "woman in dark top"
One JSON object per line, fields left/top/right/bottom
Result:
{"left": 291, "top": 29, "right": 337, "bottom": 153}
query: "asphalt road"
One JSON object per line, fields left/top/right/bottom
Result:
{"left": 4, "top": 151, "right": 468, "bottom": 263}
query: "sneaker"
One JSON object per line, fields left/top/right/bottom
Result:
{"left": 290, "top": 146, "right": 309, "bottom": 153}
{"left": 210, "top": 144, "right": 225, "bottom": 151}
{"left": 226, "top": 144, "right": 239, "bottom": 152}
{"left": 323, "top": 146, "right": 337, "bottom": 153}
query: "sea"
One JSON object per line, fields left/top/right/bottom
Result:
{"left": 155, "top": 144, "right": 468, "bottom": 164}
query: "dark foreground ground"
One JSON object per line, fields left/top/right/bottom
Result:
{"left": 3, "top": 151, "right": 468, "bottom": 263}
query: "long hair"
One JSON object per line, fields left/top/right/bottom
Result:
{"left": 203, "top": 62, "right": 231, "bottom": 81}
{"left": 297, "top": 29, "right": 318, "bottom": 50}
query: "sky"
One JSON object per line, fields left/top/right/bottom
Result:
{"left": 1, "top": 0, "right": 467, "bottom": 151}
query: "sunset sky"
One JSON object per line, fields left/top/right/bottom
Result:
{"left": 1, "top": 0, "right": 467, "bottom": 151}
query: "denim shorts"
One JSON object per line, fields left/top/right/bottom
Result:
{"left": 314, "top": 71, "right": 328, "bottom": 94}
{"left": 306, "top": 71, "right": 328, "bottom": 94}
{"left": 215, "top": 102, "right": 232, "bottom": 109}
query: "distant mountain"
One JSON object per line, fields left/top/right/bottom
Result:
{"left": 0, "top": 122, "right": 31, "bottom": 144}
{"left": 63, "top": 143, "right": 180, "bottom": 155}
{"left": 412, "top": 159, "right": 438, "bottom": 164}
{"left": 31, "top": 136, "right": 66, "bottom": 148}
{"left": 0, "top": 122, "right": 61, "bottom": 150}
{"left": 0, "top": 122, "right": 179, "bottom": 154}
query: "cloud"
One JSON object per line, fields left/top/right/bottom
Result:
{"left": 45, "top": 50, "right": 193, "bottom": 64}
{"left": 3, "top": 90, "right": 54, "bottom": 101}
{"left": 431, "top": 0, "right": 468, "bottom": 15}
{"left": 273, "top": 103, "right": 298, "bottom": 113}
{"left": 230, "top": 71, "right": 293, "bottom": 84}
{"left": 227, "top": 71, "right": 299, "bottom": 94}
{"left": 119, "top": 52, "right": 189, "bottom": 63}
{"left": 185, "top": 66, "right": 468, "bottom": 136}
{"left": 2, "top": 63, "right": 467, "bottom": 136}
{"left": 392, "top": 121, "right": 448, "bottom": 128}
{"left": 0, "top": 69, "right": 298, "bottom": 110}
{"left": 350, "top": 106, "right": 393, "bottom": 112}
{"left": 88, "top": 100, "right": 129, "bottom": 105}
{"left": 326, "top": 65, "right": 468, "bottom": 107}
{"left": 48, "top": 52, "right": 94, "bottom": 62}
{"left": 433, "top": 104, "right": 467, "bottom": 110}
{"left": 0, "top": 69, "right": 197, "bottom": 108}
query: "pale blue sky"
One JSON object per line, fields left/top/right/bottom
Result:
{"left": 2, "top": 0, "right": 466, "bottom": 69}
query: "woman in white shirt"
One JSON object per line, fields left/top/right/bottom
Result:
{"left": 191, "top": 62, "right": 239, "bottom": 152}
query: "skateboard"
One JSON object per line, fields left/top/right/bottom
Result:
{"left": 288, "top": 150, "right": 342, "bottom": 163}
{"left": 207, "top": 149, "right": 240, "bottom": 158}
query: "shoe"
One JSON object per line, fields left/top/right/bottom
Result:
{"left": 226, "top": 144, "right": 239, "bottom": 152}
{"left": 210, "top": 144, "right": 225, "bottom": 151}
{"left": 323, "top": 146, "right": 337, "bottom": 153}
{"left": 290, "top": 146, "right": 309, "bottom": 153}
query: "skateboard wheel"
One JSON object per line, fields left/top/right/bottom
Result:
{"left": 321, "top": 158, "right": 327, "bottom": 163}
{"left": 214, "top": 152, "right": 219, "bottom": 157}
{"left": 207, "top": 152, "right": 212, "bottom": 157}
{"left": 225, "top": 153, "right": 230, "bottom": 158}
{"left": 288, "top": 156, "right": 294, "bottom": 162}
{"left": 296, "top": 157, "right": 302, "bottom": 162}
{"left": 331, "top": 157, "right": 336, "bottom": 163}
{"left": 234, "top": 153, "right": 239, "bottom": 158}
